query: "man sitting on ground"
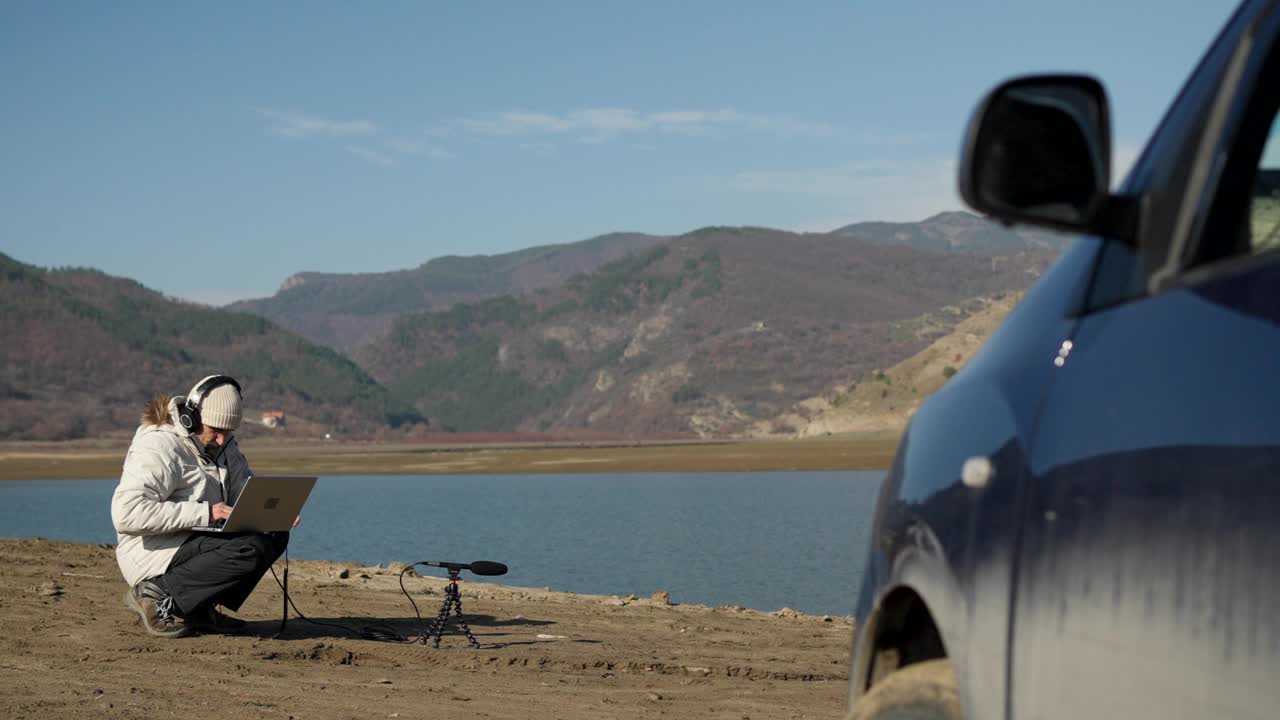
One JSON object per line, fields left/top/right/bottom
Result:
{"left": 111, "top": 374, "right": 287, "bottom": 638}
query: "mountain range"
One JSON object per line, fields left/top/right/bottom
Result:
{"left": 833, "top": 211, "right": 1068, "bottom": 254}
{"left": 1, "top": 212, "right": 1064, "bottom": 440}
{"left": 352, "top": 226, "right": 1051, "bottom": 436}
{"left": 227, "top": 232, "right": 667, "bottom": 354}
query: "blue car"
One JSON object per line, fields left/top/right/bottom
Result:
{"left": 846, "top": 1, "right": 1280, "bottom": 718}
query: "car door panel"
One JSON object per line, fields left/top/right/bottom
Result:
{"left": 1013, "top": 259, "right": 1280, "bottom": 718}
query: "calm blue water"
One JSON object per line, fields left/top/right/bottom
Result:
{"left": 0, "top": 471, "right": 883, "bottom": 615}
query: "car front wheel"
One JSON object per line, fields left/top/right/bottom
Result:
{"left": 849, "top": 659, "right": 962, "bottom": 720}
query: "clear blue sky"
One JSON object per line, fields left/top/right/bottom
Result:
{"left": 1, "top": 0, "right": 1240, "bottom": 305}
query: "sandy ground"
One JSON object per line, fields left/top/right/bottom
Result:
{"left": 2, "top": 539, "right": 854, "bottom": 719}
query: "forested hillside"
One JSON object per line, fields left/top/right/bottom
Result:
{"left": 0, "top": 254, "right": 422, "bottom": 440}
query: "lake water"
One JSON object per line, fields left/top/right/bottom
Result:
{"left": 0, "top": 471, "right": 883, "bottom": 616}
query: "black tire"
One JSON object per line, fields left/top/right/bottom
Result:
{"left": 848, "top": 659, "right": 962, "bottom": 720}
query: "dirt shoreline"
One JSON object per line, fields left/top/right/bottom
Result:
{"left": 2, "top": 538, "right": 855, "bottom": 719}
{"left": 0, "top": 432, "right": 900, "bottom": 481}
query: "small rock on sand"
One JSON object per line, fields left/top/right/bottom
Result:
{"left": 651, "top": 590, "right": 673, "bottom": 605}
{"left": 38, "top": 582, "right": 64, "bottom": 598}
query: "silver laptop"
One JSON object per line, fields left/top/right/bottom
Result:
{"left": 193, "top": 475, "right": 317, "bottom": 533}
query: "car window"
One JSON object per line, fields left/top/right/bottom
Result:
{"left": 1252, "top": 123, "right": 1280, "bottom": 252}
{"left": 1193, "top": 17, "right": 1280, "bottom": 269}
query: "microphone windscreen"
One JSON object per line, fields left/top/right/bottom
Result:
{"left": 468, "top": 560, "right": 508, "bottom": 576}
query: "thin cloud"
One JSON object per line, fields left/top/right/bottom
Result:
{"left": 733, "top": 159, "right": 963, "bottom": 223}
{"left": 384, "top": 138, "right": 453, "bottom": 159}
{"left": 256, "top": 109, "right": 453, "bottom": 164}
{"left": 519, "top": 141, "right": 556, "bottom": 156}
{"left": 460, "top": 107, "right": 738, "bottom": 141}
{"left": 649, "top": 109, "right": 744, "bottom": 127}
{"left": 649, "top": 109, "right": 747, "bottom": 137}
{"left": 346, "top": 145, "right": 395, "bottom": 166}
{"left": 257, "top": 109, "right": 378, "bottom": 139}
{"left": 461, "top": 112, "right": 573, "bottom": 135}
{"left": 457, "top": 107, "right": 932, "bottom": 146}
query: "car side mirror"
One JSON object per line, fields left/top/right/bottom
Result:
{"left": 960, "top": 74, "right": 1119, "bottom": 236}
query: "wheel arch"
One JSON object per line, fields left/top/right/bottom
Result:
{"left": 851, "top": 541, "right": 966, "bottom": 705}
{"left": 856, "top": 584, "right": 949, "bottom": 691}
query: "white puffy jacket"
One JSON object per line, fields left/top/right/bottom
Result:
{"left": 110, "top": 396, "right": 253, "bottom": 587}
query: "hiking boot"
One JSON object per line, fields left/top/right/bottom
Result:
{"left": 123, "top": 579, "right": 189, "bottom": 639}
{"left": 185, "top": 604, "right": 247, "bottom": 633}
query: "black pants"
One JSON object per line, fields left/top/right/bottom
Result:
{"left": 154, "top": 531, "right": 288, "bottom": 615}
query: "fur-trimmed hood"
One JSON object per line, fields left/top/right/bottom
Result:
{"left": 142, "top": 394, "right": 176, "bottom": 427}
{"left": 140, "top": 394, "right": 196, "bottom": 432}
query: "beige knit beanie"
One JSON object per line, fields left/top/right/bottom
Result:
{"left": 200, "top": 384, "right": 243, "bottom": 431}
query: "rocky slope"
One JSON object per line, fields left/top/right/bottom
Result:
{"left": 785, "top": 292, "right": 1022, "bottom": 437}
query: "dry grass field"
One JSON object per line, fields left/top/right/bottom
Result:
{"left": 0, "top": 432, "right": 900, "bottom": 481}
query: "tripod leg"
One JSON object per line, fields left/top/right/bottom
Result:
{"left": 453, "top": 591, "right": 481, "bottom": 649}
{"left": 427, "top": 587, "right": 453, "bottom": 648}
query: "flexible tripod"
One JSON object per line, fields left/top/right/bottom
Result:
{"left": 424, "top": 568, "right": 480, "bottom": 648}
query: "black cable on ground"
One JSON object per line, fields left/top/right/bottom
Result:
{"left": 358, "top": 566, "right": 434, "bottom": 644}
{"left": 266, "top": 554, "right": 435, "bottom": 644}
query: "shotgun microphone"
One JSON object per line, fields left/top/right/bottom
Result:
{"left": 418, "top": 560, "right": 508, "bottom": 576}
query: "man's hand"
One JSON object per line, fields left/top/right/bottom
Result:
{"left": 211, "top": 503, "right": 233, "bottom": 522}
{"left": 293, "top": 514, "right": 301, "bottom": 528}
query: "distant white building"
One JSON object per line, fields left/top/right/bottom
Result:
{"left": 261, "top": 411, "right": 287, "bottom": 428}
